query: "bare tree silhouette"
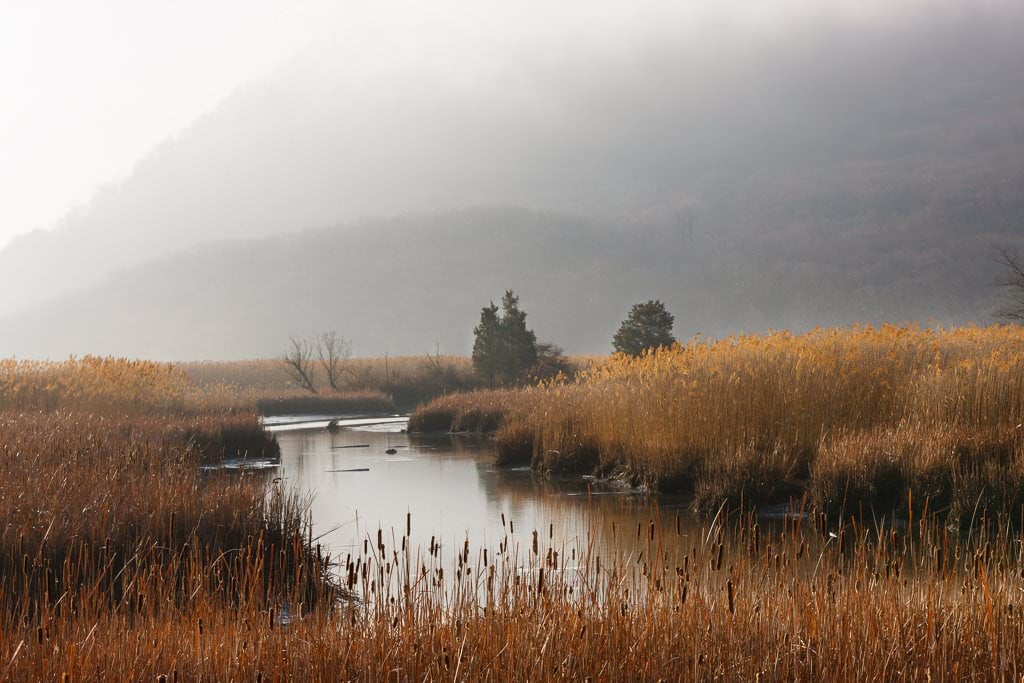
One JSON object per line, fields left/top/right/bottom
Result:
{"left": 282, "top": 335, "right": 317, "bottom": 393}
{"left": 995, "top": 246, "right": 1024, "bottom": 322}
{"left": 316, "top": 332, "right": 351, "bottom": 391}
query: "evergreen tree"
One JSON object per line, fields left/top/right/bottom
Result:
{"left": 471, "top": 290, "right": 538, "bottom": 385}
{"left": 472, "top": 301, "right": 502, "bottom": 386}
{"left": 497, "top": 290, "right": 538, "bottom": 382}
{"left": 612, "top": 300, "right": 676, "bottom": 356}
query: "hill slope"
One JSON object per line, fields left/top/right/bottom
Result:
{"left": 1, "top": 206, "right": 1019, "bottom": 360}
{"left": 1, "top": 6, "right": 1022, "bottom": 320}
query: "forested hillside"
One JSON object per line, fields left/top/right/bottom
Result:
{"left": 1, "top": 204, "right": 1018, "bottom": 359}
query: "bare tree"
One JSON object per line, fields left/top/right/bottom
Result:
{"left": 995, "top": 246, "right": 1024, "bottom": 322}
{"left": 316, "top": 331, "right": 351, "bottom": 391}
{"left": 282, "top": 336, "right": 318, "bottom": 393}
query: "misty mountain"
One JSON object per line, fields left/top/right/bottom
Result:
{"left": 1, "top": 4, "right": 1023, "bottom": 325}
{"left": 0, "top": 204, "right": 1019, "bottom": 360}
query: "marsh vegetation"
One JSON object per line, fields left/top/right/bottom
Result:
{"left": 412, "top": 324, "right": 1024, "bottom": 524}
{"left": 4, "top": 330, "right": 1024, "bottom": 678}
{"left": 181, "top": 354, "right": 478, "bottom": 413}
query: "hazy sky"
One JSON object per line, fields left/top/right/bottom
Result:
{"left": 0, "top": 0, "right": 355, "bottom": 248}
{"left": 0, "top": 0, "right": 1012, "bottom": 249}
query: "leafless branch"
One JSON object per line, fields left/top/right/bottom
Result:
{"left": 316, "top": 332, "right": 351, "bottom": 391}
{"left": 282, "top": 336, "right": 318, "bottom": 393}
{"left": 994, "top": 246, "right": 1024, "bottom": 322}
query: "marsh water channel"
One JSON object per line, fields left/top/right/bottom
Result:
{"left": 261, "top": 416, "right": 720, "bottom": 588}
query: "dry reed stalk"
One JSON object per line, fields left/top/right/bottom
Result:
{"left": 413, "top": 324, "right": 1024, "bottom": 518}
{"left": 2, "top": 508, "right": 1022, "bottom": 680}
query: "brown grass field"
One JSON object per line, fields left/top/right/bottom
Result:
{"left": 180, "top": 355, "right": 479, "bottom": 412}
{"left": 2, "top": 485, "right": 1024, "bottom": 679}
{"left": 411, "top": 324, "right": 1024, "bottom": 522}
{"left": 0, "top": 354, "right": 472, "bottom": 416}
{"left": 3, "top": 337, "right": 1024, "bottom": 678}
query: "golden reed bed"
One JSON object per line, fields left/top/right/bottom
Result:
{"left": 2, "top": 501, "right": 1023, "bottom": 680}
{"left": 2, "top": 342, "right": 1024, "bottom": 679}
{"left": 412, "top": 324, "right": 1024, "bottom": 520}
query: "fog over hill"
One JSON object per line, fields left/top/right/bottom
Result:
{"left": 0, "top": 205, "right": 1019, "bottom": 360}
{"left": 1, "top": 3, "right": 1024, "bottom": 358}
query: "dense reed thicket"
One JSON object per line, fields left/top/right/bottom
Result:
{"left": 0, "top": 357, "right": 189, "bottom": 414}
{"left": 181, "top": 353, "right": 600, "bottom": 412}
{"left": 0, "top": 356, "right": 405, "bottom": 415}
{"left": 0, "top": 359, "right": 337, "bottom": 679}
{"left": 411, "top": 324, "right": 1024, "bottom": 520}
{"left": 0, "top": 411, "right": 337, "bottom": 678}
{"left": 181, "top": 355, "right": 478, "bottom": 411}
{"left": 3, "top": 502, "right": 1024, "bottom": 679}
{"left": 6, "top": 341, "right": 1024, "bottom": 678}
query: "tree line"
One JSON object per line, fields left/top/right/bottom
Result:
{"left": 281, "top": 293, "right": 677, "bottom": 394}
{"left": 285, "top": 245, "right": 1024, "bottom": 393}
{"left": 471, "top": 290, "right": 676, "bottom": 386}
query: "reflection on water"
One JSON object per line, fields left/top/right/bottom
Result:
{"left": 274, "top": 419, "right": 708, "bottom": 574}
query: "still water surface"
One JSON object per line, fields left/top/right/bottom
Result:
{"left": 271, "top": 417, "right": 702, "bottom": 568}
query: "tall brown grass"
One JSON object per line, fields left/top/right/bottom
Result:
{"left": 0, "top": 356, "right": 400, "bottom": 416}
{"left": 4, "top": 347, "right": 1024, "bottom": 677}
{"left": 3, "top": 501, "right": 1024, "bottom": 679}
{"left": 181, "top": 355, "right": 479, "bottom": 410}
{"left": 412, "top": 324, "right": 1024, "bottom": 519}
{"left": 407, "top": 388, "right": 520, "bottom": 433}
{"left": 0, "top": 358, "right": 334, "bottom": 679}
{"left": 0, "top": 357, "right": 189, "bottom": 414}
{"left": 181, "top": 353, "right": 600, "bottom": 412}
{"left": 0, "top": 411, "right": 333, "bottom": 658}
